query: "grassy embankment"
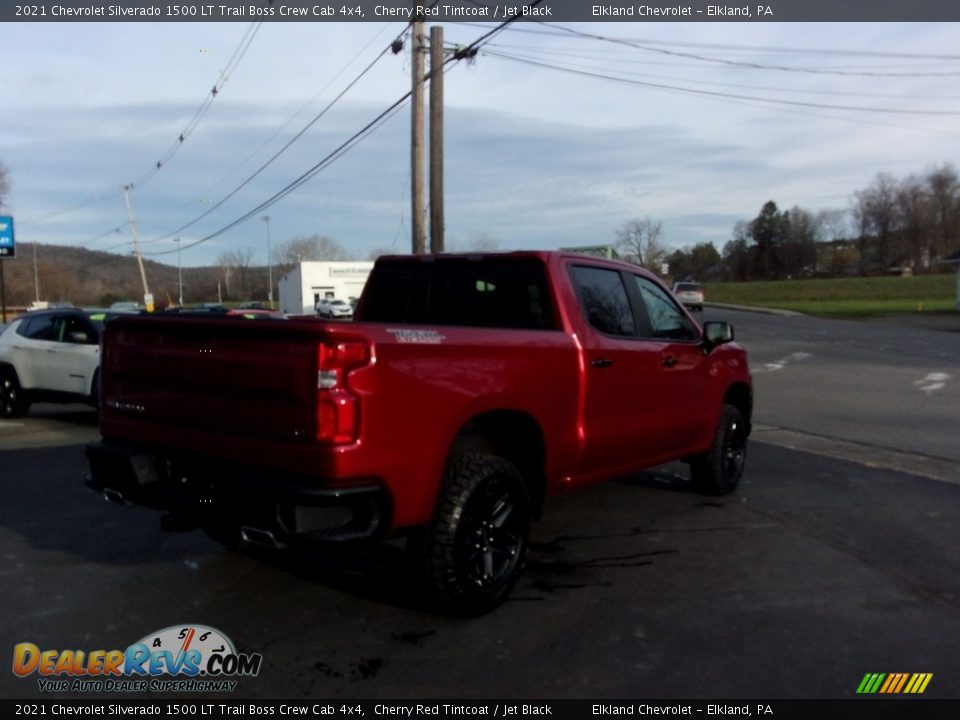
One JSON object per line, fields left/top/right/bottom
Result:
{"left": 703, "top": 273, "right": 957, "bottom": 318}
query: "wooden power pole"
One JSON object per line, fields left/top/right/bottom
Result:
{"left": 410, "top": 4, "right": 426, "bottom": 255}
{"left": 122, "top": 185, "right": 153, "bottom": 311}
{"left": 429, "top": 25, "right": 444, "bottom": 254}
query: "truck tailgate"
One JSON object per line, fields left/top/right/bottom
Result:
{"left": 99, "top": 316, "right": 323, "bottom": 446}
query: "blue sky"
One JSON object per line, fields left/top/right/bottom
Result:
{"left": 3, "top": 21, "right": 959, "bottom": 267}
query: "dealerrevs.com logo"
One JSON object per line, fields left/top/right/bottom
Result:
{"left": 12, "top": 624, "right": 262, "bottom": 693}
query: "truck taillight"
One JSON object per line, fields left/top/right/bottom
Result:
{"left": 316, "top": 340, "right": 369, "bottom": 444}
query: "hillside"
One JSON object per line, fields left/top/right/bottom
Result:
{"left": 0, "top": 243, "right": 276, "bottom": 309}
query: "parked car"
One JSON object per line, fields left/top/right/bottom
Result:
{"left": 0, "top": 308, "right": 123, "bottom": 417}
{"left": 316, "top": 298, "right": 353, "bottom": 319}
{"left": 87, "top": 252, "right": 752, "bottom": 615}
{"left": 226, "top": 308, "right": 285, "bottom": 320}
{"left": 672, "top": 281, "right": 705, "bottom": 312}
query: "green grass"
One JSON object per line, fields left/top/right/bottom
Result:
{"left": 703, "top": 274, "right": 957, "bottom": 318}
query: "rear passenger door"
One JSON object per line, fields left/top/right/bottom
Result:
{"left": 568, "top": 264, "right": 665, "bottom": 481}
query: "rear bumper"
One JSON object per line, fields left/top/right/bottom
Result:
{"left": 85, "top": 441, "right": 391, "bottom": 547}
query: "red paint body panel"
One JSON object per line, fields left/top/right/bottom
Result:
{"left": 96, "top": 252, "right": 752, "bottom": 533}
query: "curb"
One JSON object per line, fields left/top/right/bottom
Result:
{"left": 704, "top": 302, "right": 804, "bottom": 317}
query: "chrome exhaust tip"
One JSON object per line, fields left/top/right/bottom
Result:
{"left": 102, "top": 488, "right": 127, "bottom": 505}
{"left": 241, "top": 526, "right": 287, "bottom": 549}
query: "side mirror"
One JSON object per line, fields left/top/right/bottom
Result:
{"left": 702, "top": 321, "right": 734, "bottom": 349}
{"left": 66, "top": 331, "right": 90, "bottom": 344}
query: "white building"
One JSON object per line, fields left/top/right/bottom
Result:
{"left": 277, "top": 261, "right": 374, "bottom": 315}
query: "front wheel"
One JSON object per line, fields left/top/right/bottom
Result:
{"left": 0, "top": 368, "right": 31, "bottom": 419}
{"left": 413, "top": 453, "right": 531, "bottom": 616}
{"left": 688, "top": 404, "right": 748, "bottom": 495}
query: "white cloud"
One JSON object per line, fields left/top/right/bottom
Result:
{"left": 3, "top": 21, "right": 959, "bottom": 265}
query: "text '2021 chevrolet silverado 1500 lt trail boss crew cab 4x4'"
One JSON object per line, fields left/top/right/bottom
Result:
{"left": 86, "top": 252, "right": 752, "bottom": 614}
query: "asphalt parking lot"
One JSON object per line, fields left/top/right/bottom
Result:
{"left": 1, "top": 309, "right": 959, "bottom": 701}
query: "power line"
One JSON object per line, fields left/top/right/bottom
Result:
{"left": 148, "top": 22, "right": 398, "bottom": 229}
{"left": 129, "top": 22, "right": 264, "bottom": 189}
{"left": 482, "top": 49, "right": 960, "bottom": 117}
{"left": 144, "top": 5, "right": 537, "bottom": 258}
{"left": 450, "top": 21, "right": 960, "bottom": 63}
{"left": 139, "top": 44, "right": 396, "bottom": 248}
{"left": 536, "top": 23, "right": 960, "bottom": 78}
{"left": 19, "top": 23, "right": 263, "bottom": 227}
{"left": 482, "top": 44, "right": 960, "bottom": 102}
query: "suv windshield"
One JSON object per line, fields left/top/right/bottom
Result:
{"left": 676, "top": 283, "right": 701, "bottom": 292}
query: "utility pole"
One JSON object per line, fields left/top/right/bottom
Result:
{"left": 174, "top": 238, "right": 183, "bottom": 307}
{"left": 261, "top": 215, "right": 273, "bottom": 308}
{"left": 410, "top": 3, "right": 426, "bottom": 255}
{"left": 32, "top": 241, "right": 40, "bottom": 303}
{"left": 429, "top": 25, "right": 445, "bottom": 254}
{"left": 122, "top": 185, "right": 153, "bottom": 311}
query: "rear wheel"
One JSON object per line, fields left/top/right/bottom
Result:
{"left": 0, "top": 368, "right": 30, "bottom": 419}
{"left": 413, "top": 453, "right": 531, "bottom": 616}
{"left": 688, "top": 404, "right": 747, "bottom": 495}
{"left": 89, "top": 370, "right": 101, "bottom": 409}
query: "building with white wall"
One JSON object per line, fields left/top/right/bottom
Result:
{"left": 277, "top": 261, "right": 374, "bottom": 315}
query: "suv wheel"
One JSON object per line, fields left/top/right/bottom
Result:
{"left": 413, "top": 453, "right": 531, "bottom": 616}
{"left": 688, "top": 404, "right": 747, "bottom": 495}
{"left": 0, "top": 368, "right": 31, "bottom": 419}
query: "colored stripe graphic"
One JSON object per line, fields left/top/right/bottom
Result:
{"left": 857, "top": 673, "right": 932, "bottom": 694}
{"left": 856, "top": 673, "right": 885, "bottom": 694}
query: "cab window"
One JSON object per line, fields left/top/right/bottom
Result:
{"left": 570, "top": 265, "right": 637, "bottom": 337}
{"left": 634, "top": 276, "right": 698, "bottom": 341}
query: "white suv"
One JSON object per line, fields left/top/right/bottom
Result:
{"left": 671, "top": 282, "right": 705, "bottom": 312}
{"left": 316, "top": 298, "right": 354, "bottom": 320}
{"left": 0, "top": 308, "right": 116, "bottom": 417}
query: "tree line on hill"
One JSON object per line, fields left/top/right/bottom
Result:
{"left": 624, "top": 164, "right": 960, "bottom": 283}
{"left": 2, "top": 161, "right": 958, "bottom": 307}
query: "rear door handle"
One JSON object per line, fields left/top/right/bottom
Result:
{"left": 661, "top": 355, "right": 678, "bottom": 368}
{"left": 591, "top": 358, "right": 614, "bottom": 368}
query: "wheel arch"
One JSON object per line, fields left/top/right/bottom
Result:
{"left": 446, "top": 410, "right": 548, "bottom": 520}
{"left": 723, "top": 382, "right": 752, "bottom": 435}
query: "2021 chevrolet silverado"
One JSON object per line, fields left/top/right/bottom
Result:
{"left": 86, "top": 252, "right": 752, "bottom": 614}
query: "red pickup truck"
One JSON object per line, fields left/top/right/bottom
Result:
{"left": 87, "top": 251, "right": 752, "bottom": 614}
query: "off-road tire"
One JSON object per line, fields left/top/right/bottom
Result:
{"left": 688, "top": 404, "right": 747, "bottom": 495}
{"left": 414, "top": 452, "right": 531, "bottom": 616}
{"left": 0, "top": 368, "right": 31, "bottom": 419}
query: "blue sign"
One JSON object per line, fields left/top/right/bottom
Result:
{"left": 0, "top": 215, "right": 13, "bottom": 258}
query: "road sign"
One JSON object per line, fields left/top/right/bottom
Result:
{"left": 0, "top": 215, "right": 14, "bottom": 258}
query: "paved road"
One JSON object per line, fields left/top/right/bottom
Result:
{"left": 1, "top": 311, "right": 958, "bottom": 701}
{"left": 702, "top": 308, "right": 960, "bottom": 468}
{"left": 2, "top": 413, "right": 960, "bottom": 700}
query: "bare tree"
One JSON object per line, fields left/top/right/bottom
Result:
{"left": 277, "top": 234, "right": 349, "bottom": 264}
{"left": 615, "top": 217, "right": 666, "bottom": 269}
{"left": 784, "top": 206, "right": 821, "bottom": 278}
{"left": 465, "top": 232, "right": 499, "bottom": 252}
{"left": 444, "top": 233, "right": 500, "bottom": 253}
{"left": 816, "top": 209, "right": 851, "bottom": 243}
{"left": 896, "top": 175, "right": 932, "bottom": 271}
{"left": 852, "top": 173, "right": 901, "bottom": 273}
{"left": 925, "top": 164, "right": 960, "bottom": 262}
{"left": 217, "top": 248, "right": 256, "bottom": 299}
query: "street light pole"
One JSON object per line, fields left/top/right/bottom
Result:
{"left": 261, "top": 215, "right": 273, "bottom": 309}
{"left": 174, "top": 238, "right": 183, "bottom": 307}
